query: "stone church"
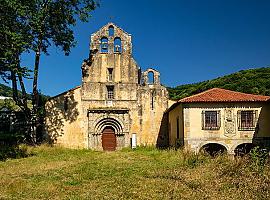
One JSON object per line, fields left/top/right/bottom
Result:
{"left": 45, "top": 23, "right": 170, "bottom": 150}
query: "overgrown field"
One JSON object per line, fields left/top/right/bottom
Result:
{"left": 0, "top": 145, "right": 270, "bottom": 200}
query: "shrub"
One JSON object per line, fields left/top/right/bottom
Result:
{"left": 183, "top": 151, "right": 208, "bottom": 168}
{"left": 249, "top": 146, "right": 269, "bottom": 172}
{"left": 0, "top": 144, "right": 32, "bottom": 161}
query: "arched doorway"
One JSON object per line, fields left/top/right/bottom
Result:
{"left": 102, "top": 126, "right": 116, "bottom": 151}
{"left": 200, "top": 143, "right": 227, "bottom": 157}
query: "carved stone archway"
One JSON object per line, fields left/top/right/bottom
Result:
{"left": 87, "top": 109, "right": 130, "bottom": 150}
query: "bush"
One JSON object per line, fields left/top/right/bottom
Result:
{"left": 249, "top": 146, "right": 269, "bottom": 172}
{"left": 0, "top": 144, "right": 32, "bottom": 161}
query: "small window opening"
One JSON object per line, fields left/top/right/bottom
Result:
{"left": 100, "top": 37, "right": 108, "bottom": 53}
{"left": 114, "top": 37, "right": 122, "bottom": 53}
{"left": 238, "top": 110, "right": 257, "bottom": 130}
{"left": 107, "top": 86, "right": 114, "bottom": 99}
{"left": 108, "top": 68, "right": 113, "bottom": 81}
{"left": 138, "top": 68, "right": 141, "bottom": 84}
{"left": 148, "top": 71, "right": 154, "bottom": 84}
{"left": 109, "top": 25, "right": 114, "bottom": 36}
{"left": 202, "top": 111, "right": 221, "bottom": 130}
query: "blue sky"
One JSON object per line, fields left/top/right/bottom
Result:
{"left": 11, "top": 0, "right": 270, "bottom": 96}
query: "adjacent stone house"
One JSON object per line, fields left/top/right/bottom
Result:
{"left": 168, "top": 88, "right": 270, "bottom": 155}
{"left": 45, "top": 23, "right": 169, "bottom": 150}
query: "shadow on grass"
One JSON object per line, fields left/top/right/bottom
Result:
{"left": 0, "top": 145, "right": 34, "bottom": 161}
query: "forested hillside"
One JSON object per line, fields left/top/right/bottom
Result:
{"left": 1, "top": 67, "right": 270, "bottom": 101}
{"left": 167, "top": 67, "right": 270, "bottom": 100}
{"left": 0, "top": 83, "right": 14, "bottom": 97}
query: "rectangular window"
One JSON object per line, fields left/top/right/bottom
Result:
{"left": 107, "top": 68, "right": 113, "bottom": 81}
{"left": 202, "top": 110, "right": 220, "bottom": 130}
{"left": 238, "top": 110, "right": 257, "bottom": 130}
{"left": 107, "top": 86, "right": 114, "bottom": 99}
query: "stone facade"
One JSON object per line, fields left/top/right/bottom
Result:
{"left": 168, "top": 89, "right": 270, "bottom": 155}
{"left": 45, "top": 23, "right": 169, "bottom": 150}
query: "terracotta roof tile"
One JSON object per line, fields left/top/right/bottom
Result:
{"left": 179, "top": 88, "right": 270, "bottom": 103}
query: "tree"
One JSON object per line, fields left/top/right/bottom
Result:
{"left": 28, "top": 0, "right": 99, "bottom": 113}
{"left": 0, "top": 0, "right": 99, "bottom": 144}
{"left": 0, "top": 0, "right": 33, "bottom": 115}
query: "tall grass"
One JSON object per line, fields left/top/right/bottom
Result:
{"left": 0, "top": 145, "right": 269, "bottom": 199}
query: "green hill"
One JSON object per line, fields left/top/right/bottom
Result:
{"left": 167, "top": 67, "right": 270, "bottom": 100}
{"left": 0, "top": 83, "right": 50, "bottom": 98}
{"left": 2, "top": 67, "right": 270, "bottom": 101}
{"left": 0, "top": 83, "right": 14, "bottom": 97}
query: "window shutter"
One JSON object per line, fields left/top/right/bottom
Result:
{"left": 254, "top": 110, "right": 258, "bottom": 127}
{"left": 237, "top": 110, "right": 241, "bottom": 130}
{"left": 217, "top": 110, "right": 221, "bottom": 128}
{"left": 201, "top": 111, "right": 205, "bottom": 130}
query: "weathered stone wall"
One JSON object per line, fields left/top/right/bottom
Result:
{"left": 45, "top": 23, "right": 169, "bottom": 149}
{"left": 81, "top": 23, "right": 169, "bottom": 149}
{"left": 45, "top": 87, "right": 85, "bottom": 148}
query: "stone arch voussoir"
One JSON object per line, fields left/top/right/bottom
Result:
{"left": 94, "top": 116, "right": 124, "bottom": 135}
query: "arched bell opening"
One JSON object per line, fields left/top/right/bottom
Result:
{"left": 114, "top": 37, "right": 122, "bottom": 53}
{"left": 108, "top": 25, "right": 114, "bottom": 37}
{"left": 200, "top": 143, "right": 227, "bottom": 157}
{"left": 100, "top": 37, "right": 108, "bottom": 53}
{"left": 148, "top": 71, "right": 154, "bottom": 84}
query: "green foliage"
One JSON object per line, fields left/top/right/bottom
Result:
{"left": 183, "top": 151, "right": 208, "bottom": 168}
{"left": 168, "top": 67, "right": 270, "bottom": 100}
{"left": 0, "top": 84, "right": 13, "bottom": 97}
{"left": 0, "top": 99, "right": 20, "bottom": 111}
{"left": 0, "top": 0, "right": 33, "bottom": 79}
{"left": 0, "top": 132, "right": 25, "bottom": 144}
{"left": 249, "top": 146, "right": 269, "bottom": 172}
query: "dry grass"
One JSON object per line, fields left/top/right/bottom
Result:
{"left": 0, "top": 145, "right": 269, "bottom": 200}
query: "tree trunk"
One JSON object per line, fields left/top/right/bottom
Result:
{"left": 31, "top": 36, "right": 43, "bottom": 145}
{"left": 18, "top": 71, "right": 30, "bottom": 116}
{"left": 11, "top": 69, "right": 18, "bottom": 104}
{"left": 10, "top": 57, "right": 35, "bottom": 144}
{"left": 32, "top": 46, "right": 41, "bottom": 112}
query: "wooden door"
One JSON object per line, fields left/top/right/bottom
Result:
{"left": 102, "top": 127, "right": 116, "bottom": 151}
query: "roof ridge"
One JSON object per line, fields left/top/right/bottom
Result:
{"left": 179, "top": 87, "right": 270, "bottom": 103}
{"left": 217, "top": 87, "right": 270, "bottom": 98}
{"left": 179, "top": 88, "right": 218, "bottom": 102}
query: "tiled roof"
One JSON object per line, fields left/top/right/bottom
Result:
{"left": 179, "top": 88, "right": 270, "bottom": 103}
